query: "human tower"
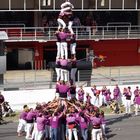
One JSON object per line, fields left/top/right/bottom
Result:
{"left": 55, "top": 0, "right": 77, "bottom": 83}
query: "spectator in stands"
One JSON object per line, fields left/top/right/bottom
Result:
{"left": 91, "top": 20, "right": 97, "bottom": 35}
{"left": 85, "top": 15, "right": 93, "bottom": 26}
{"left": 73, "top": 16, "right": 81, "bottom": 26}
{"left": 42, "top": 15, "right": 49, "bottom": 32}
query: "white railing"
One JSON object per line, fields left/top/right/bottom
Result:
{"left": 0, "top": 0, "right": 139, "bottom": 11}
{"left": 1, "top": 25, "right": 140, "bottom": 42}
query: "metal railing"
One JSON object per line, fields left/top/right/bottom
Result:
{"left": 1, "top": 25, "right": 140, "bottom": 42}
{"left": 0, "top": 0, "right": 140, "bottom": 11}
{"left": 1, "top": 66, "right": 140, "bottom": 90}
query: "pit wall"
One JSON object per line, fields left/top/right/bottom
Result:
{"left": 1, "top": 84, "right": 140, "bottom": 111}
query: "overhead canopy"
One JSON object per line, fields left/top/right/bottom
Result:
{"left": 0, "top": 31, "right": 8, "bottom": 40}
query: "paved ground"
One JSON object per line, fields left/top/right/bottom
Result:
{"left": 0, "top": 113, "right": 140, "bottom": 140}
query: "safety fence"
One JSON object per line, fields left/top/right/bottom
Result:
{"left": 0, "top": 66, "right": 140, "bottom": 90}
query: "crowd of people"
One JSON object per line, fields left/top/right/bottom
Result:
{"left": 17, "top": 97, "right": 107, "bottom": 140}
{"left": 15, "top": 1, "right": 140, "bottom": 140}
{"left": 16, "top": 83, "right": 140, "bottom": 140}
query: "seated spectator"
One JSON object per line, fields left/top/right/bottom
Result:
{"left": 73, "top": 16, "right": 81, "bottom": 26}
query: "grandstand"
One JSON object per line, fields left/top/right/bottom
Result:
{"left": 0, "top": 0, "right": 140, "bottom": 86}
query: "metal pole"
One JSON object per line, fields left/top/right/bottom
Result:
{"left": 128, "top": 26, "right": 130, "bottom": 39}
{"left": 109, "top": 0, "right": 111, "bottom": 10}
{"left": 53, "top": 0, "right": 55, "bottom": 10}
{"left": 49, "top": 69, "right": 53, "bottom": 88}
{"left": 118, "top": 67, "right": 120, "bottom": 85}
{"left": 44, "top": 59, "right": 46, "bottom": 69}
{"left": 95, "top": 0, "right": 97, "bottom": 10}
{"left": 9, "top": 0, "right": 11, "bottom": 10}
{"left": 23, "top": 70, "right": 26, "bottom": 89}
{"left": 136, "top": 0, "right": 138, "bottom": 10}
{"left": 39, "top": 0, "right": 41, "bottom": 11}
{"left": 24, "top": 0, "right": 26, "bottom": 10}
{"left": 34, "top": 69, "right": 36, "bottom": 88}
{"left": 77, "top": 70, "right": 80, "bottom": 86}
{"left": 102, "top": 27, "right": 105, "bottom": 39}
{"left": 109, "top": 67, "right": 111, "bottom": 86}
{"left": 122, "top": 0, "right": 124, "bottom": 10}
{"left": 115, "top": 27, "right": 117, "bottom": 39}
{"left": 82, "top": 0, "right": 83, "bottom": 10}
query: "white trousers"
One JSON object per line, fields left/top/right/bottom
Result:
{"left": 17, "top": 119, "right": 27, "bottom": 133}
{"left": 56, "top": 42, "right": 61, "bottom": 58}
{"left": 135, "top": 104, "right": 140, "bottom": 115}
{"left": 32, "top": 122, "right": 37, "bottom": 140}
{"left": 101, "top": 124, "right": 106, "bottom": 136}
{"left": 55, "top": 68, "right": 61, "bottom": 81}
{"left": 57, "top": 18, "right": 66, "bottom": 30}
{"left": 70, "top": 68, "right": 77, "bottom": 83}
{"left": 68, "top": 128, "right": 78, "bottom": 140}
{"left": 68, "top": 21, "right": 74, "bottom": 34}
{"left": 61, "top": 42, "right": 68, "bottom": 59}
{"left": 94, "top": 97, "right": 100, "bottom": 107}
{"left": 91, "top": 128, "right": 102, "bottom": 140}
{"left": 125, "top": 99, "right": 131, "bottom": 114}
{"left": 70, "top": 43, "right": 76, "bottom": 55}
{"left": 35, "top": 130, "right": 44, "bottom": 140}
{"left": 26, "top": 123, "right": 33, "bottom": 139}
{"left": 61, "top": 69, "right": 68, "bottom": 82}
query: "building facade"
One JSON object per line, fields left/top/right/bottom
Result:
{"left": 0, "top": 0, "right": 140, "bottom": 70}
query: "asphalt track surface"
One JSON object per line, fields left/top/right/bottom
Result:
{"left": 0, "top": 113, "right": 140, "bottom": 140}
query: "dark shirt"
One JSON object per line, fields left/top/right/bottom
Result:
{"left": 0, "top": 94, "right": 4, "bottom": 104}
